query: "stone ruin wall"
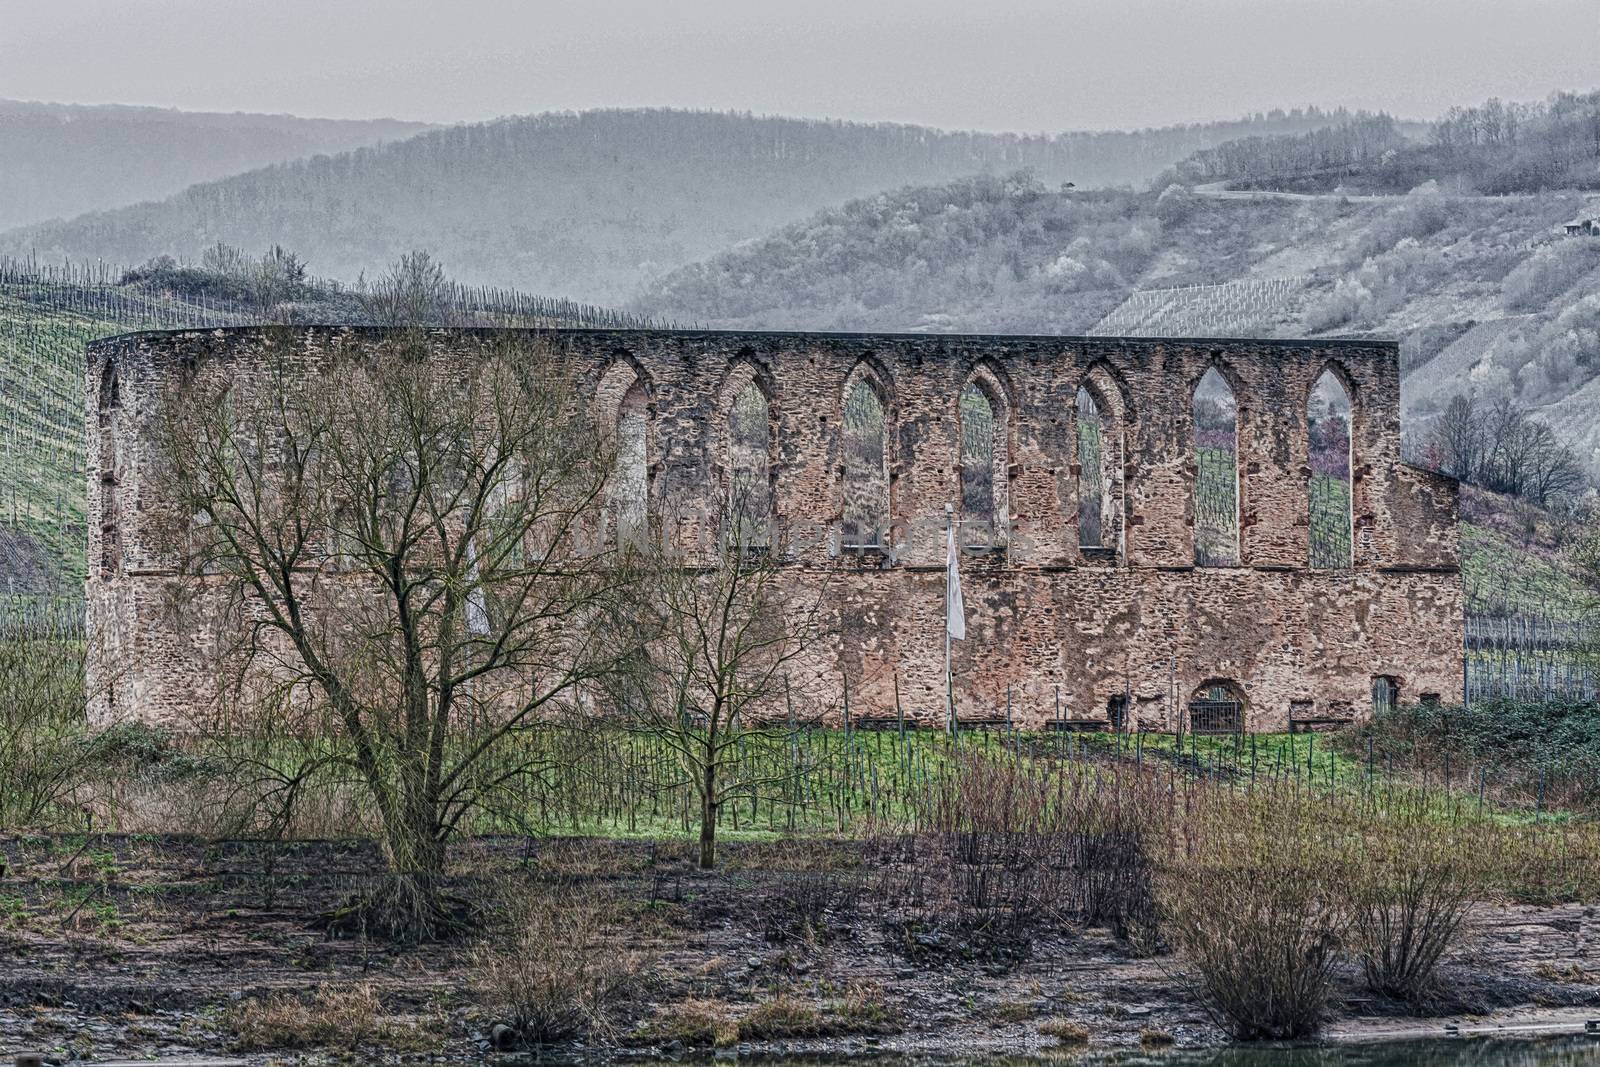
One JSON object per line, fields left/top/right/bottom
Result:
{"left": 85, "top": 326, "right": 1464, "bottom": 730}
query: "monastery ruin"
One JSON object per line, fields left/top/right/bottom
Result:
{"left": 86, "top": 327, "right": 1464, "bottom": 731}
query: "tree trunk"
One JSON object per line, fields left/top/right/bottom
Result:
{"left": 373, "top": 776, "right": 450, "bottom": 941}
{"left": 699, "top": 761, "right": 718, "bottom": 869}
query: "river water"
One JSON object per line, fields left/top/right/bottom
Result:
{"left": 739, "top": 1038, "right": 1600, "bottom": 1066}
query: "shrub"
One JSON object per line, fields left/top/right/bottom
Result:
{"left": 1348, "top": 824, "right": 1476, "bottom": 1003}
{"left": 471, "top": 880, "right": 646, "bottom": 1046}
{"left": 0, "top": 623, "right": 95, "bottom": 830}
{"left": 229, "top": 984, "right": 403, "bottom": 1052}
{"left": 1038, "top": 1018, "right": 1090, "bottom": 1046}
{"left": 1160, "top": 785, "right": 1350, "bottom": 1040}
{"left": 876, "top": 751, "right": 1159, "bottom": 958}
{"left": 758, "top": 865, "right": 864, "bottom": 944}
{"left": 1349, "top": 698, "right": 1600, "bottom": 812}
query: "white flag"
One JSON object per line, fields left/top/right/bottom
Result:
{"left": 946, "top": 524, "right": 966, "bottom": 641}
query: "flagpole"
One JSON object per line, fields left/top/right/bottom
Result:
{"left": 945, "top": 503, "right": 954, "bottom": 737}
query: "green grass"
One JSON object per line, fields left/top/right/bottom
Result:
{"left": 1308, "top": 473, "right": 1351, "bottom": 569}
{"left": 86, "top": 719, "right": 1597, "bottom": 844}
{"left": 1462, "top": 520, "right": 1597, "bottom": 619}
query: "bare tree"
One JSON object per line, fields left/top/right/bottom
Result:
{"left": 248, "top": 245, "right": 308, "bottom": 319}
{"left": 360, "top": 250, "right": 453, "bottom": 326}
{"left": 611, "top": 492, "right": 833, "bottom": 869}
{"left": 1432, "top": 395, "right": 1483, "bottom": 483}
{"left": 1431, "top": 394, "right": 1587, "bottom": 507}
{"left": 1524, "top": 422, "right": 1587, "bottom": 507}
{"left": 154, "top": 330, "right": 642, "bottom": 937}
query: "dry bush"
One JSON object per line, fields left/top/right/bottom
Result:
{"left": 875, "top": 751, "right": 1158, "bottom": 957}
{"left": 1140, "top": 1028, "right": 1175, "bottom": 1049}
{"left": 642, "top": 987, "right": 895, "bottom": 1048}
{"left": 228, "top": 983, "right": 421, "bottom": 1052}
{"left": 738, "top": 994, "right": 824, "bottom": 1039}
{"left": 758, "top": 865, "right": 865, "bottom": 944}
{"left": 639, "top": 998, "right": 739, "bottom": 1048}
{"left": 1160, "top": 783, "right": 1350, "bottom": 1040}
{"left": 829, "top": 982, "right": 898, "bottom": 1034}
{"left": 471, "top": 878, "right": 647, "bottom": 1047}
{"left": 1038, "top": 1018, "right": 1090, "bottom": 1046}
{"left": 1348, "top": 820, "right": 1477, "bottom": 1004}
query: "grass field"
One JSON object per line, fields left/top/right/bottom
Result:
{"left": 1462, "top": 519, "right": 1598, "bottom": 619}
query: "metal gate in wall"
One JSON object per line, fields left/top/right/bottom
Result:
{"left": 1184, "top": 694, "right": 1241, "bottom": 735}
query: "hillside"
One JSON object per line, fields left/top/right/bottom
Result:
{"left": 0, "top": 255, "right": 653, "bottom": 598}
{"left": 0, "top": 99, "right": 432, "bottom": 233}
{"left": 1459, "top": 486, "right": 1599, "bottom": 620}
{"left": 635, "top": 173, "right": 1599, "bottom": 470}
{"left": 1170, "top": 91, "right": 1600, "bottom": 195}
{"left": 0, "top": 107, "right": 1379, "bottom": 305}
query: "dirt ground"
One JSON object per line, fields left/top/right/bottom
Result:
{"left": 1, "top": 834, "right": 1596, "bottom": 1064}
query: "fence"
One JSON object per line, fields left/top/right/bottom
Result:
{"left": 0, "top": 595, "right": 85, "bottom": 639}
{"left": 1464, "top": 612, "right": 1599, "bottom": 704}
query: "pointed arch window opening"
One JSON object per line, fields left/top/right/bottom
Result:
{"left": 98, "top": 362, "right": 123, "bottom": 578}
{"left": 612, "top": 380, "right": 650, "bottom": 548}
{"left": 841, "top": 375, "right": 889, "bottom": 551}
{"left": 958, "top": 382, "right": 1004, "bottom": 549}
{"left": 1308, "top": 370, "right": 1354, "bottom": 569}
{"left": 1192, "top": 367, "right": 1240, "bottom": 567}
{"left": 727, "top": 378, "right": 773, "bottom": 552}
{"left": 1076, "top": 385, "right": 1110, "bottom": 549}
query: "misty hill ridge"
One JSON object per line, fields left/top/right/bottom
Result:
{"left": 0, "top": 105, "right": 1376, "bottom": 304}
{"left": 634, "top": 171, "right": 1600, "bottom": 469}
{"left": 0, "top": 98, "right": 433, "bottom": 233}
{"left": 1169, "top": 91, "right": 1600, "bottom": 194}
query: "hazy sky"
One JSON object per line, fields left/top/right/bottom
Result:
{"left": 2, "top": 0, "right": 1595, "bottom": 131}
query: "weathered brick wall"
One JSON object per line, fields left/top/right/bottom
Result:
{"left": 86, "top": 326, "right": 1463, "bottom": 730}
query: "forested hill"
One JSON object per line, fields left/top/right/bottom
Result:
{"left": 634, "top": 172, "right": 1600, "bottom": 472}
{"left": 1169, "top": 91, "right": 1600, "bottom": 195}
{"left": 0, "top": 99, "right": 432, "bottom": 232}
{"left": 1, "top": 106, "right": 1372, "bottom": 304}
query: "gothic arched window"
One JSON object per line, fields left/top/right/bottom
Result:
{"left": 727, "top": 378, "right": 772, "bottom": 549}
{"left": 841, "top": 372, "right": 889, "bottom": 550}
{"left": 98, "top": 361, "right": 123, "bottom": 578}
{"left": 1192, "top": 367, "right": 1240, "bottom": 567}
{"left": 613, "top": 380, "right": 649, "bottom": 547}
{"left": 1308, "top": 369, "right": 1353, "bottom": 569}
{"left": 1077, "top": 386, "right": 1107, "bottom": 548}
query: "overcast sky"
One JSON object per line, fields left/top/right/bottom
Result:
{"left": 2, "top": 0, "right": 1595, "bottom": 131}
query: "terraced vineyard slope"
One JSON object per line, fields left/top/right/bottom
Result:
{"left": 0, "top": 257, "right": 655, "bottom": 602}
{"left": 1089, "top": 276, "right": 1310, "bottom": 337}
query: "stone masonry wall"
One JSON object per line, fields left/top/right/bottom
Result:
{"left": 85, "top": 326, "right": 1463, "bottom": 730}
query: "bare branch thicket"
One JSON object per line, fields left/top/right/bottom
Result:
{"left": 358, "top": 251, "right": 454, "bottom": 327}
{"left": 1347, "top": 822, "right": 1477, "bottom": 1004}
{"left": 471, "top": 878, "right": 648, "bottom": 1047}
{"left": 1431, "top": 395, "right": 1590, "bottom": 508}
{"left": 0, "top": 606, "right": 121, "bottom": 830}
{"left": 607, "top": 487, "right": 836, "bottom": 869}
{"left": 153, "top": 328, "right": 645, "bottom": 937}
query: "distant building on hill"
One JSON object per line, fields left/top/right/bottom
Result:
{"left": 1561, "top": 216, "right": 1598, "bottom": 236}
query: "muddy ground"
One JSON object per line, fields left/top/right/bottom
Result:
{"left": 1, "top": 834, "right": 1596, "bottom": 1064}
